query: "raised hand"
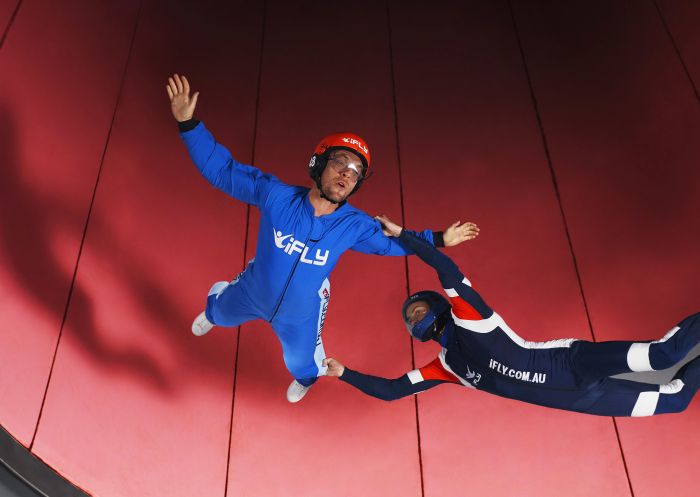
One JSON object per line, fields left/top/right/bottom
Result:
{"left": 166, "top": 74, "right": 199, "bottom": 122}
{"left": 443, "top": 220, "right": 480, "bottom": 247}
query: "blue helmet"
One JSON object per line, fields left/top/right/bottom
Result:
{"left": 401, "top": 290, "right": 451, "bottom": 342}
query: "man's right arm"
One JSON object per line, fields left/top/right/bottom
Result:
{"left": 167, "top": 74, "right": 278, "bottom": 207}
{"left": 179, "top": 120, "right": 278, "bottom": 208}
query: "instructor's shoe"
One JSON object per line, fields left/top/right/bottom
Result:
{"left": 286, "top": 380, "right": 311, "bottom": 403}
{"left": 192, "top": 311, "right": 214, "bottom": 336}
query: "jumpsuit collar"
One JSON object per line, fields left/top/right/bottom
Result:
{"left": 304, "top": 188, "right": 350, "bottom": 219}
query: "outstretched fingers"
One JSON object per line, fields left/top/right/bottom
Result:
{"left": 174, "top": 73, "right": 184, "bottom": 93}
{"left": 461, "top": 222, "right": 480, "bottom": 240}
{"left": 167, "top": 76, "right": 178, "bottom": 96}
{"left": 166, "top": 73, "right": 198, "bottom": 122}
{"left": 444, "top": 220, "right": 480, "bottom": 245}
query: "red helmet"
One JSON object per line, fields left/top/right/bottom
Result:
{"left": 308, "top": 132, "right": 371, "bottom": 200}
{"left": 313, "top": 132, "right": 371, "bottom": 174}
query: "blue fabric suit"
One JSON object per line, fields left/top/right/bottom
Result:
{"left": 181, "top": 123, "right": 435, "bottom": 384}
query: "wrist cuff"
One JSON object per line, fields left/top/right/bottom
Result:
{"left": 433, "top": 231, "right": 445, "bottom": 247}
{"left": 178, "top": 118, "right": 199, "bottom": 133}
{"left": 339, "top": 367, "right": 354, "bottom": 381}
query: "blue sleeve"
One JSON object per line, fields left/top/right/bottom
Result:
{"left": 180, "top": 122, "right": 279, "bottom": 208}
{"left": 351, "top": 219, "right": 435, "bottom": 256}
{"left": 339, "top": 368, "right": 445, "bottom": 401}
{"left": 398, "top": 230, "right": 492, "bottom": 318}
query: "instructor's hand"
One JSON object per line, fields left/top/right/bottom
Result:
{"left": 323, "top": 358, "right": 345, "bottom": 377}
{"left": 375, "top": 214, "right": 403, "bottom": 237}
{"left": 443, "top": 220, "right": 479, "bottom": 246}
{"left": 166, "top": 73, "right": 199, "bottom": 122}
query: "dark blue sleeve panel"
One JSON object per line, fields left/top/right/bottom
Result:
{"left": 398, "top": 230, "right": 493, "bottom": 319}
{"left": 339, "top": 368, "right": 446, "bottom": 401}
{"left": 351, "top": 222, "right": 435, "bottom": 256}
{"left": 339, "top": 357, "right": 462, "bottom": 401}
{"left": 180, "top": 122, "right": 279, "bottom": 208}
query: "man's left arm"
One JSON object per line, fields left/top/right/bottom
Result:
{"left": 350, "top": 218, "right": 475, "bottom": 256}
{"left": 351, "top": 222, "right": 437, "bottom": 256}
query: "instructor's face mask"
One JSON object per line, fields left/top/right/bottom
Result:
{"left": 401, "top": 291, "right": 451, "bottom": 342}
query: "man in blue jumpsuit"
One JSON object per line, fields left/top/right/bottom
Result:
{"left": 166, "top": 74, "right": 475, "bottom": 402}
{"left": 325, "top": 216, "right": 700, "bottom": 417}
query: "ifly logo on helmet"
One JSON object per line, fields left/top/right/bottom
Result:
{"left": 273, "top": 228, "right": 329, "bottom": 266}
{"left": 341, "top": 137, "right": 368, "bottom": 155}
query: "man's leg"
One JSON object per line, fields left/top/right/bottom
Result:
{"left": 274, "top": 324, "right": 327, "bottom": 402}
{"left": 192, "top": 275, "right": 259, "bottom": 335}
{"left": 276, "top": 328, "right": 327, "bottom": 402}
{"left": 273, "top": 279, "right": 331, "bottom": 402}
{"left": 278, "top": 330, "right": 327, "bottom": 384}
{"left": 571, "top": 312, "right": 700, "bottom": 380}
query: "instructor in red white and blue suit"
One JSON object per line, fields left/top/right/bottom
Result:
{"left": 167, "top": 74, "right": 476, "bottom": 403}
{"left": 325, "top": 215, "right": 700, "bottom": 417}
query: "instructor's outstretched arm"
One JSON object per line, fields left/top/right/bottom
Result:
{"left": 376, "top": 214, "right": 492, "bottom": 318}
{"left": 324, "top": 358, "right": 451, "bottom": 401}
{"left": 354, "top": 215, "right": 480, "bottom": 257}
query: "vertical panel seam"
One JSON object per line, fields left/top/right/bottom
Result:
{"left": 652, "top": 0, "right": 700, "bottom": 105}
{"left": 30, "top": 0, "right": 144, "bottom": 451}
{"left": 0, "top": 0, "right": 22, "bottom": 50}
{"left": 506, "top": 0, "right": 596, "bottom": 342}
{"left": 506, "top": 2, "right": 635, "bottom": 496}
{"left": 223, "top": 1, "right": 266, "bottom": 496}
{"left": 386, "top": 1, "right": 425, "bottom": 496}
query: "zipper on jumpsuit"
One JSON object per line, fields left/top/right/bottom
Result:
{"left": 269, "top": 230, "right": 315, "bottom": 323}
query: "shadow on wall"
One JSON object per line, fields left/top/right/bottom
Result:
{"left": 0, "top": 104, "right": 172, "bottom": 391}
{"left": 0, "top": 98, "right": 277, "bottom": 396}
{"left": 0, "top": 0, "right": 280, "bottom": 400}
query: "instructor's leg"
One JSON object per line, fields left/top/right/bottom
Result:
{"left": 572, "top": 312, "right": 700, "bottom": 379}
{"left": 581, "top": 356, "right": 700, "bottom": 417}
